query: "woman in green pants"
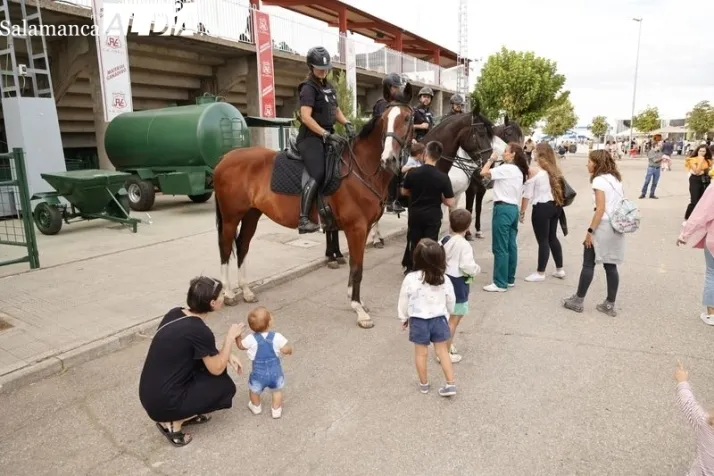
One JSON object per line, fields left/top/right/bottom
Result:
{"left": 479, "top": 143, "right": 530, "bottom": 292}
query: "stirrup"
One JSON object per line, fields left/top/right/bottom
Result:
{"left": 298, "top": 216, "right": 320, "bottom": 234}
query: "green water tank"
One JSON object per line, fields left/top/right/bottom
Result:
{"left": 104, "top": 102, "right": 251, "bottom": 170}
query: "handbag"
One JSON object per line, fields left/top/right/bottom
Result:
{"left": 605, "top": 178, "right": 640, "bottom": 234}
{"left": 561, "top": 177, "right": 577, "bottom": 207}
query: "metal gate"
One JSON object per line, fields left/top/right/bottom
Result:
{"left": 0, "top": 148, "right": 40, "bottom": 269}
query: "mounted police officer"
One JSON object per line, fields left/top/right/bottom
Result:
{"left": 447, "top": 93, "right": 465, "bottom": 116}
{"left": 372, "top": 73, "right": 407, "bottom": 213}
{"left": 296, "top": 46, "right": 355, "bottom": 234}
{"left": 413, "top": 87, "right": 434, "bottom": 142}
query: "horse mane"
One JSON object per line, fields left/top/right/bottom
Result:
{"left": 357, "top": 116, "right": 379, "bottom": 139}
{"left": 427, "top": 111, "right": 494, "bottom": 140}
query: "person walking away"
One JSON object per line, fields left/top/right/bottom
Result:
{"left": 639, "top": 140, "right": 663, "bottom": 199}
{"left": 563, "top": 150, "right": 624, "bottom": 316}
{"left": 521, "top": 142, "right": 566, "bottom": 282}
{"left": 677, "top": 182, "right": 714, "bottom": 325}
{"left": 398, "top": 238, "right": 457, "bottom": 396}
{"left": 374, "top": 72, "right": 407, "bottom": 214}
{"left": 439, "top": 209, "right": 481, "bottom": 363}
{"left": 295, "top": 46, "right": 356, "bottom": 234}
{"left": 236, "top": 306, "right": 293, "bottom": 418}
{"left": 139, "top": 276, "right": 244, "bottom": 447}
{"left": 401, "top": 141, "right": 455, "bottom": 274}
{"left": 479, "top": 143, "right": 529, "bottom": 292}
{"left": 673, "top": 361, "right": 714, "bottom": 475}
{"left": 684, "top": 145, "right": 713, "bottom": 222}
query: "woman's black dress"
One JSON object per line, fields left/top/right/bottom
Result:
{"left": 139, "top": 307, "right": 236, "bottom": 422}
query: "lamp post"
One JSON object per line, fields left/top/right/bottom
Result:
{"left": 629, "top": 17, "right": 643, "bottom": 154}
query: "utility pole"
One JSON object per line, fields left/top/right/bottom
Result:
{"left": 456, "top": 0, "right": 469, "bottom": 108}
{"left": 629, "top": 17, "right": 643, "bottom": 153}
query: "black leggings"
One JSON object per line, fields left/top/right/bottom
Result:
{"left": 402, "top": 219, "right": 441, "bottom": 271}
{"left": 296, "top": 135, "right": 325, "bottom": 185}
{"left": 531, "top": 201, "right": 563, "bottom": 272}
{"left": 685, "top": 174, "right": 709, "bottom": 220}
{"left": 576, "top": 246, "right": 619, "bottom": 302}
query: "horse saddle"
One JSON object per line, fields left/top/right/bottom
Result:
{"left": 286, "top": 136, "right": 302, "bottom": 161}
{"left": 270, "top": 136, "right": 343, "bottom": 198}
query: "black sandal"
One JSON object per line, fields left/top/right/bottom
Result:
{"left": 155, "top": 422, "right": 192, "bottom": 447}
{"left": 183, "top": 414, "right": 211, "bottom": 426}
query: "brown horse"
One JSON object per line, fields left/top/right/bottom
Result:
{"left": 214, "top": 83, "right": 416, "bottom": 328}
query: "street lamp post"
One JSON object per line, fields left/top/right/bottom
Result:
{"left": 629, "top": 17, "right": 643, "bottom": 155}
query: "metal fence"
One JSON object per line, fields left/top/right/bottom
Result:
{"left": 0, "top": 149, "right": 40, "bottom": 269}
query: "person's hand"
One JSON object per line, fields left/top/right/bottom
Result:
{"left": 677, "top": 235, "right": 686, "bottom": 246}
{"left": 227, "top": 323, "right": 244, "bottom": 341}
{"left": 584, "top": 231, "right": 593, "bottom": 248}
{"left": 401, "top": 320, "right": 408, "bottom": 330}
{"left": 674, "top": 361, "right": 688, "bottom": 383}
{"left": 519, "top": 211, "right": 525, "bottom": 223}
{"left": 345, "top": 122, "right": 356, "bottom": 140}
{"left": 490, "top": 151, "right": 498, "bottom": 161}
{"left": 411, "top": 138, "right": 417, "bottom": 145}
{"left": 229, "top": 354, "right": 243, "bottom": 375}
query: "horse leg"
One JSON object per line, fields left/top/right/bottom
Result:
{"left": 326, "top": 230, "right": 340, "bottom": 269}
{"left": 464, "top": 181, "right": 476, "bottom": 241}
{"left": 371, "top": 219, "right": 384, "bottom": 248}
{"left": 235, "top": 208, "right": 262, "bottom": 303}
{"left": 333, "top": 230, "right": 346, "bottom": 264}
{"left": 345, "top": 225, "right": 373, "bottom": 329}
{"left": 219, "top": 213, "right": 241, "bottom": 306}
{"left": 474, "top": 183, "right": 486, "bottom": 238}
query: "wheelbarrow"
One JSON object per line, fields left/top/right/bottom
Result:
{"left": 31, "top": 169, "right": 142, "bottom": 235}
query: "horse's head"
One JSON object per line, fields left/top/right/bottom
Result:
{"left": 457, "top": 105, "right": 495, "bottom": 167}
{"left": 500, "top": 115, "right": 525, "bottom": 146}
{"left": 380, "top": 82, "right": 415, "bottom": 174}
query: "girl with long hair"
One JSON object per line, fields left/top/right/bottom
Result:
{"left": 521, "top": 143, "right": 566, "bottom": 282}
{"left": 563, "top": 150, "right": 624, "bottom": 316}
{"left": 684, "top": 145, "right": 712, "bottom": 221}
{"left": 479, "top": 142, "right": 529, "bottom": 292}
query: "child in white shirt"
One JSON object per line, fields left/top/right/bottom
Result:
{"left": 398, "top": 238, "right": 457, "bottom": 397}
{"left": 402, "top": 142, "right": 425, "bottom": 174}
{"left": 236, "top": 306, "right": 293, "bottom": 419}
{"left": 440, "top": 209, "right": 481, "bottom": 363}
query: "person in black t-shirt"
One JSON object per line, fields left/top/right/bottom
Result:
{"left": 400, "top": 141, "right": 455, "bottom": 273}
{"left": 139, "top": 276, "right": 244, "bottom": 447}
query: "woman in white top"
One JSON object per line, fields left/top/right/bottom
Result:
{"left": 563, "top": 150, "right": 625, "bottom": 316}
{"left": 479, "top": 142, "right": 529, "bottom": 292}
{"left": 520, "top": 143, "right": 566, "bottom": 282}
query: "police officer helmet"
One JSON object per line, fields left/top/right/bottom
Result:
{"left": 418, "top": 87, "right": 434, "bottom": 98}
{"left": 450, "top": 94, "right": 465, "bottom": 105}
{"left": 306, "top": 46, "right": 332, "bottom": 71}
{"left": 383, "top": 72, "right": 404, "bottom": 88}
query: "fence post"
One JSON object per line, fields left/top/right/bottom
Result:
{"left": 13, "top": 148, "right": 40, "bottom": 269}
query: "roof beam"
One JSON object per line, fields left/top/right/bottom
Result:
{"left": 263, "top": 0, "right": 331, "bottom": 8}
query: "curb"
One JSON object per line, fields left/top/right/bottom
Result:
{"left": 0, "top": 224, "right": 408, "bottom": 395}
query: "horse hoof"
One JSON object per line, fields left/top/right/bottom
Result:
{"left": 357, "top": 319, "right": 374, "bottom": 329}
{"left": 336, "top": 256, "right": 347, "bottom": 265}
{"left": 224, "top": 295, "right": 240, "bottom": 306}
{"left": 327, "top": 261, "right": 340, "bottom": 269}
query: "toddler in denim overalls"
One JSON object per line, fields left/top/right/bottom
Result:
{"left": 237, "top": 306, "right": 292, "bottom": 419}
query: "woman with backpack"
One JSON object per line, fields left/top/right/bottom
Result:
{"left": 563, "top": 150, "right": 626, "bottom": 316}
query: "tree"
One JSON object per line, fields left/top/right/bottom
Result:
{"left": 590, "top": 115, "right": 608, "bottom": 144}
{"left": 292, "top": 70, "right": 367, "bottom": 135}
{"left": 543, "top": 99, "right": 578, "bottom": 139}
{"left": 632, "top": 106, "right": 660, "bottom": 134}
{"left": 471, "top": 47, "right": 569, "bottom": 129}
{"left": 686, "top": 101, "right": 714, "bottom": 138}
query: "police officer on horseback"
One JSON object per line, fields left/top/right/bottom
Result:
{"left": 296, "top": 46, "right": 355, "bottom": 234}
{"left": 413, "top": 87, "right": 434, "bottom": 141}
{"left": 447, "top": 93, "right": 465, "bottom": 116}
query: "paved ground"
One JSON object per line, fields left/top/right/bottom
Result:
{"left": 1, "top": 154, "right": 711, "bottom": 474}
{"left": 0, "top": 194, "right": 406, "bottom": 386}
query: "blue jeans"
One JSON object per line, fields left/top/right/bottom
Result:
{"left": 641, "top": 166, "right": 661, "bottom": 196}
{"left": 705, "top": 248, "right": 714, "bottom": 308}
{"left": 408, "top": 316, "right": 451, "bottom": 345}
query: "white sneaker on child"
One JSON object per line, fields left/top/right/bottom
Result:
{"left": 248, "top": 401, "right": 262, "bottom": 415}
{"left": 271, "top": 406, "right": 283, "bottom": 419}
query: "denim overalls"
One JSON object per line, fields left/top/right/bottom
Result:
{"left": 247, "top": 332, "right": 284, "bottom": 394}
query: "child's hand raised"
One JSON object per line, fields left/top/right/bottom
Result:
{"left": 674, "top": 360, "right": 689, "bottom": 383}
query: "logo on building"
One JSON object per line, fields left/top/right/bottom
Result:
{"left": 258, "top": 17, "right": 268, "bottom": 32}
{"left": 106, "top": 35, "right": 121, "bottom": 49}
{"left": 112, "top": 93, "right": 127, "bottom": 109}
{"left": 261, "top": 61, "right": 272, "bottom": 75}
{"left": 263, "top": 104, "right": 273, "bottom": 117}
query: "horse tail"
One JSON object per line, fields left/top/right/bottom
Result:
{"left": 215, "top": 195, "right": 223, "bottom": 238}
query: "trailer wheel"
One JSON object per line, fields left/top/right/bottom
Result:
{"left": 34, "top": 202, "right": 63, "bottom": 235}
{"left": 126, "top": 177, "right": 155, "bottom": 212}
{"left": 188, "top": 192, "right": 213, "bottom": 203}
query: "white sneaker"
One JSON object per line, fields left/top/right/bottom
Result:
{"left": 271, "top": 406, "right": 283, "bottom": 419}
{"left": 552, "top": 269, "right": 566, "bottom": 279}
{"left": 450, "top": 344, "right": 458, "bottom": 354}
{"left": 525, "top": 272, "right": 546, "bottom": 282}
{"left": 483, "top": 283, "right": 507, "bottom": 292}
{"left": 450, "top": 353, "right": 463, "bottom": 363}
{"left": 248, "top": 401, "right": 262, "bottom": 415}
{"left": 700, "top": 313, "right": 714, "bottom": 326}
{"left": 508, "top": 282, "right": 515, "bottom": 288}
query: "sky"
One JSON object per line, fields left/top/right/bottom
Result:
{"left": 266, "top": 0, "right": 714, "bottom": 128}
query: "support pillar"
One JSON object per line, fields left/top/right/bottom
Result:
{"left": 338, "top": 5, "right": 347, "bottom": 61}
{"left": 432, "top": 89, "right": 444, "bottom": 117}
{"left": 87, "top": 43, "right": 113, "bottom": 171}
{"left": 432, "top": 48, "right": 441, "bottom": 86}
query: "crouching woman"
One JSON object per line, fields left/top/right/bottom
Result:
{"left": 139, "top": 276, "right": 244, "bottom": 447}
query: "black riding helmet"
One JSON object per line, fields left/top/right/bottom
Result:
{"left": 383, "top": 72, "right": 404, "bottom": 88}
{"left": 306, "top": 46, "right": 332, "bottom": 71}
{"left": 450, "top": 94, "right": 465, "bottom": 105}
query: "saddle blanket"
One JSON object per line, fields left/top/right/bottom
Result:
{"left": 270, "top": 151, "right": 341, "bottom": 196}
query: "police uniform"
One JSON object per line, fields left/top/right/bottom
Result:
{"left": 413, "top": 105, "right": 434, "bottom": 142}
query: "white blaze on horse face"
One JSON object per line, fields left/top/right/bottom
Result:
{"left": 492, "top": 136, "right": 507, "bottom": 158}
{"left": 381, "top": 106, "right": 402, "bottom": 164}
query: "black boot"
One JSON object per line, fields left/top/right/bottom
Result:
{"left": 298, "top": 178, "right": 320, "bottom": 234}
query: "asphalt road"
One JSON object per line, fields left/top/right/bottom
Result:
{"left": 0, "top": 155, "right": 709, "bottom": 475}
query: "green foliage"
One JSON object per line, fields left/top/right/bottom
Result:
{"left": 686, "top": 101, "right": 714, "bottom": 138}
{"left": 590, "top": 115, "right": 608, "bottom": 138}
{"left": 543, "top": 98, "right": 578, "bottom": 138}
{"left": 292, "top": 70, "right": 367, "bottom": 135}
{"left": 471, "top": 47, "right": 568, "bottom": 129}
{"left": 632, "top": 106, "right": 660, "bottom": 133}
